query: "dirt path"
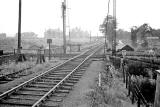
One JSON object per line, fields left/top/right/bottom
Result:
{"left": 61, "top": 60, "right": 103, "bottom": 107}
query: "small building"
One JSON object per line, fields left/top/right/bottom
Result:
{"left": 121, "top": 45, "right": 134, "bottom": 51}
{"left": 117, "top": 45, "right": 134, "bottom": 52}
{"left": 28, "top": 45, "right": 41, "bottom": 50}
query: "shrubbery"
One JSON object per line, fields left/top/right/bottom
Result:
{"left": 131, "top": 77, "right": 156, "bottom": 103}
{"left": 127, "top": 63, "right": 149, "bottom": 77}
{"left": 126, "top": 61, "right": 156, "bottom": 104}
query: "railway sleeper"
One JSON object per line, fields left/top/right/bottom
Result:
{"left": 68, "top": 78, "right": 79, "bottom": 81}
{"left": 42, "top": 76, "right": 64, "bottom": 80}
{"left": 56, "top": 67, "right": 76, "bottom": 71}
{"left": 37, "top": 79, "right": 60, "bottom": 83}
{"left": 70, "top": 75, "right": 81, "bottom": 79}
{"left": 58, "top": 85, "right": 73, "bottom": 90}
{"left": 37, "top": 79, "right": 61, "bottom": 84}
{"left": 73, "top": 73, "right": 83, "bottom": 77}
{"left": 0, "top": 98, "right": 35, "bottom": 106}
{"left": 65, "top": 80, "right": 77, "bottom": 84}
{"left": 41, "top": 101, "right": 60, "bottom": 107}
{"left": 22, "top": 87, "right": 50, "bottom": 92}
{"left": 61, "top": 82, "right": 74, "bottom": 87}
{"left": 28, "top": 84, "right": 55, "bottom": 88}
{"left": 53, "top": 70, "right": 72, "bottom": 72}
{"left": 16, "top": 90, "right": 46, "bottom": 96}
{"left": 0, "top": 80, "right": 12, "bottom": 84}
{"left": 0, "top": 104, "right": 30, "bottom": 107}
{"left": 32, "top": 81, "right": 57, "bottom": 85}
{"left": 46, "top": 97, "right": 62, "bottom": 102}
{"left": 0, "top": 76, "right": 13, "bottom": 81}
{"left": 9, "top": 94, "right": 42, "bottom": 100}
{"left": 47, "top": 73, "right": 68, "bottom": 76}
{"left": 55, "top": 89, "right": 70, "bottom": 94}
{"left": 52, "top": 93, "right": 67, "bottom": 97}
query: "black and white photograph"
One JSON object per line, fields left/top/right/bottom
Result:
{"left": 0, "top": 0, "right": 160, "bottom": 107}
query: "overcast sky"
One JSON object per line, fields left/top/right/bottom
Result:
{"left": 0, "top": 0, "right": 159, "bottom": 37}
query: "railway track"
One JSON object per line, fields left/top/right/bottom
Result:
{"left": 0, "top": 44, "right": 103, "bottom": 107}
{"left": 0, "top": 66, "right": 34, "bottom": 84}
{"left": 0, "top": 42, "right": 103, "bottom": 85}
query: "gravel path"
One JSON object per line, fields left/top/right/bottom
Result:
{"left": 61, "top": 60, "right": 103, "bottom": 107}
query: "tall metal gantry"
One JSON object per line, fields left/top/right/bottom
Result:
{"left": 62, "top": 0, "right": 67, "bottom": 54}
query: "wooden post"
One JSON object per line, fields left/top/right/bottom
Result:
{"left": 154, "top": 70, "right": 160, "bottom": 107}
{"left": 123, "top": 64, "right": 125, "bottom": 83}
{"left": 137, "top": 94, "right": 141, "bottom": 107}
{"left": 47, "top": 39, "right": 52, "bottom": 60}
{"left": 128, "top": 75, "right": 131, "bottom": 96}
{"left": 121, "top": 58, "right": 125, "bottom": 83}
{"left": 126, "top": 71, "right": 128, "bottom": 88}
{"left": 49, "top": 42, "right": 51, "bottom": 60}
{"left": 131, "top": 91, "right": 135, "bottom": 104}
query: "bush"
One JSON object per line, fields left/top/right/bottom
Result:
{"left": 131, "top": 77, "right": 156, "bottom": 103}
{"left": 127, "top": 63, "right": 149, "bottom": 77}
{"left": 140, "top": 79, "right": 156, "bottom": 103}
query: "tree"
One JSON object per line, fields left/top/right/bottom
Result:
{"left": 70, "top": 27, "right": 90, "bottom": 38}
{"left": 15, "top": 32, "right": 38, "bottom": 40}
{"left": 100, "top": 15, "right": 114, "bottom": 47}
{"left": 131, "top": 26, "right": 138, "bottom": 47}
{"left": 131, "top": 23, "right": 152, "bottom": 48}
{"left": 44, "top": 28, "right": 62, "bottom": 39}
{"left": 116, "top": 29, "right": 131, "bottom": 41}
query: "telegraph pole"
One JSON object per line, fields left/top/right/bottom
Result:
{"left": 18, "top": 0, "right": 22, "bottom": 54}
{"left": 62, "top": 0, "right": 67, "bottom": 54}
{"left": 112, "top": 0, "right": 116, "bottom": 56}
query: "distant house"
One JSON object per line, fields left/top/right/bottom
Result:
{"left": 26, "top": 45, "right": 43, "bottom": 54}
{"left": 117, "top": 45, "right": 134, "bottom": 52}
{"left": 28, "top": 45, "right": 41, "bottom": 50}
{"left": 121, "top": 45, "right": 134, "bottom": 51}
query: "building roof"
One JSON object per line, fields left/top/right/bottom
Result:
{"left": 121, "top": 45, "right": 134, "bottom": 51}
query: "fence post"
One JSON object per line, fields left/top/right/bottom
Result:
{"left": 121, "top": 58, "right": 125, "bottom": 83}
{"left": 154, "top": 70, "right": 160, "bottom": 107}
{"left": 128, "top": 74, "right": 131, "bottom": 96}
{"left": 123, "top": 63, "right": 125, "bottom": 83}
{"left": 126, "top": 71, "right": 128, "bottom": 88}
{"left": 137, "top": 94, "right": 141, "bottom": 107}
{"left": 131, "top": 90, "right": 135, "bottom": 104}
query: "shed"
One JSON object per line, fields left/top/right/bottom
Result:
{"left": 120, "top": 45, "right": 134, "bottom": 51}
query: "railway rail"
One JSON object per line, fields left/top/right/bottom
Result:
{"left": 0, "top": 44, "right": 103, "bottom": 107}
